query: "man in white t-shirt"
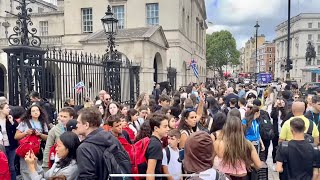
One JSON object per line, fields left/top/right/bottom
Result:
{"left": 162, "top": 129, "right": 181, "bottom": 180}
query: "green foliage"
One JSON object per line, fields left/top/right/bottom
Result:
{"left": 206, "top": 30, "right": 240, "bottom": 71}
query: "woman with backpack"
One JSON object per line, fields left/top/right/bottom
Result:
{"left": 242, "top": 105, "right": 265, "bottom": 153}
{"left": 0, "top": 102, "right": 19, "bottom": 180}
{"left": 213, "top": 116, "right": 263, "bottom": 179}
{"left": 127, "top": 108, "right": 141, "bottom": 136}
{"left": 14, "top": 104, "right": 49, "bottom": 180}
{"left": 25, "top": 131, "right": 80, "bottom": 180}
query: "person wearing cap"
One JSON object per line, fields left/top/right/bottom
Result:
{"left": 67, "top": 119, "right": 85, "bottom": 141}
{"left": 42, "top": 107, "right": 77, "bottom": 170}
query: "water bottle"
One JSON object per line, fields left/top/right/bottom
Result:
{"left": 50, "top": 152, "right": 55, "bottom": 166}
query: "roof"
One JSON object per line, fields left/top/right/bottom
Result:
{"left": 79, "top": 26, "right": 169, "bottom": 48}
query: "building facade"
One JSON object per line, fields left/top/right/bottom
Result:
{"left": 238, "top": 47, "right": 245, "bottom": 73}
{"left": 243, "top": 35, "right": 266, "bottom": 74}
{"left": 0, "top": 0, "right": 207, "bottom": 96}
{"left": 274, "top": 13, "right": 320, "bottom": 85}
{"left": 257, "top": 42, "right": 275, "bottom": 76}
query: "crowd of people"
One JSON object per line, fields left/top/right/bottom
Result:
{"left": 0, "top": 80, "right": 320, "bottom": 180}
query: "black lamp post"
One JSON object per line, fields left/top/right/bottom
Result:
{"left": 101, "top": 5, "right": 119, "bottom": 61}
{"left": 101, "top": 5, "right": 121, "bottom": 102}
{"left": 254, "top": 21, "right": 260, "bottom": 82}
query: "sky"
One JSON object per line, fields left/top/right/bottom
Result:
{"left": 205, "top": 0, "right": 320, "bottom": 49}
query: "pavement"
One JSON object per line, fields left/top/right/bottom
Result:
{"left": 267, "top": 144, "right": 280, "bottom": 180}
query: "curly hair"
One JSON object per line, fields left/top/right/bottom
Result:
{"left": 20, "top": 104, "right": 48, "bottom": 131}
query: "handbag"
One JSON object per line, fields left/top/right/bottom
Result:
{"left": 15, "top": 134, "right": 41, "bottom": 157}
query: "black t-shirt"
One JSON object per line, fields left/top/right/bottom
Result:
{"left": 145, "top": 135, "right": 163, "bottom": 179}
{"left": 276, "top": 140, "right": 314, "bottom": 180}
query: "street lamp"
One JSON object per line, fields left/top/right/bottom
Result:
{"left": 101, "top": 5, "right": 119, "bottom": 60}
{"left": 254, "top": 21, "right": 260, "bottom": 82}
{"left": 101, "top": 5, "right": 121, "bottom": 102}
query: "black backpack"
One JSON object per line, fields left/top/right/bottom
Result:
{"left": 304, "top": 119, "right": 314, "bottom": 143}
{"left": 101, "top": 136, "right": 132, "bottom": 180}
{"left": 259, "top": 111, "right": 275, "bottom": 141}
{"left": 279, "top": 141, "right": 319, "bottom": 179}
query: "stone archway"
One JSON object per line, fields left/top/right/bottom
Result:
{"left": 0, "top": 64, "right": 6, "bottom": 97}
{"left": 153, "top": 52, "right": 163, "bottom": 83}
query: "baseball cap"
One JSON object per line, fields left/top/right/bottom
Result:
{"left": 66, "top": 119, "right": 77, "bottom": 131}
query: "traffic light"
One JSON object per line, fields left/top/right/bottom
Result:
{"left": 286, "top": 58, "right": 293, "bottom": 72}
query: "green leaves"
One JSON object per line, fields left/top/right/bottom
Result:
{"left": 206, "top": 30, "right": 240, "bottom": 69}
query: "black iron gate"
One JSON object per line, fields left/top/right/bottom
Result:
{"left": 4, "top": 47, "right": 140, "bottom": 110}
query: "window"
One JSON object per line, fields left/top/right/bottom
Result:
{"left": 182, "top": 8, "right": 185, "bottom": 33}
{"left": 38, "top": 7, "right": 44, "bottom": 13}
{"left": 308, "top": 23, "right": 313, "bottom": 28}
{"left": 269, "top": 54, "right": 272, "bottom": 58}
{"left": 318, "top": 22, "right": 320, "bottom": 28}
{"left": 146, "top": 3, "right": 159, "bottom": 26}
{"left": 318, "top": 34, "right": 320, "bottom": 41}
{"left": 308, "top": 34, "right": 313, "bottom": 41}
{"left": 270, "top": 48, "right": 272, "bottom": 52}
{"left": 81, "top": 8, "right": 93, "bottom": 33}
{"left": 318, "top": 45, "right": 320, "bottom": 55}
{"left": 113, "top": 6, "right": 125, "bottom": 29}
{"left": 39, "top": 21, "right": 48, "bottom": 36}
{"left": 187, "top": 16, "right": 190, "bottom": 37}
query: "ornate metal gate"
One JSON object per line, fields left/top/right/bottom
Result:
{"left": 3, "top": 0, "right": 140, "bottom": 109}
{"left": 4, "top": 47, "right": 140, "bottom": 110}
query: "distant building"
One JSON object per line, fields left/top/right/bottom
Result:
{"left": 257, "top": 42, "right": 275, "bottom": 76}
{"left": 274, "top": 13, "right": 320, "bottom": 84}
{"left": 243, "top": 35, "right": 265, "bottom": 74}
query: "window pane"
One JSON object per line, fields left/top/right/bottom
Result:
{"left": 81, "top": 8, "right": 93, "bottom": 33}
{"left": 113, "top": 6, "right": 125, "bottom": 29}
{"left": 146, "top": 3, "right": 159, "bottom": 25}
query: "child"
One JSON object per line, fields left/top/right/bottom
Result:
{"left": 162, "top": 129, "right": 182, "bottom": 180}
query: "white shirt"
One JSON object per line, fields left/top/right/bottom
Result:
{"left": 239, "top": 107, "right": 247, "bottom": 120}
{"left": 0, "top": 119, "right": 9, "bottom": 146}
{"left": 128, "top": 123, "right": 138, "bottom": 136}
{"left": 162, "top": 146, "right": 181, "bottom": 180}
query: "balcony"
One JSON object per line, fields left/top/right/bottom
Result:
{"left": 0, "top": 35, "right": 63, "bottom": 48}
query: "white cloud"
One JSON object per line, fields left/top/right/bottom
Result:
{"left": 206, "top": 24, "right": 242, "bottom": 34}
{"left": 214, "top": 0, "right": 283, "bottom": 23}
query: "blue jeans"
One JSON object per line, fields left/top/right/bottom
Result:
{"left": 5, "top": 147, "right": 16, "bottom": 180}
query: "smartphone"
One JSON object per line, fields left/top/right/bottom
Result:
{"left": 178, "top": 149, "right": 184, "bottom": 162}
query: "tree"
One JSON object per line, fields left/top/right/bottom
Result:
{"left": 206, "top": 30, "right": 240, "bottom": 78}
